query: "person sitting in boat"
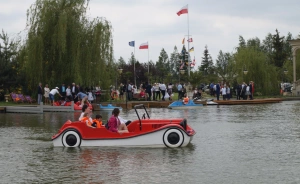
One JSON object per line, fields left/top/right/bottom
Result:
{"left": 118, "top": 116, "right": 132, "bottom": 126}
{"left": 193, "top": 88, "right": 202, "bottom": 100}
{"left": 183, "top": 94, "right": 189, "bottom": 105}
{"left": 81, "top": 112, "right": 95, "bottom": 128}
{"left": 108, "top": 108, "right": 129, "bottom": 133}
{"left": 76, "top": 92, "right": 88, "bottom": 107}
{"left": 79, "top": 104, "right": 92, "bottom": 122}
{"left": 92, "top": 114, "right": 103, "bottom": 128}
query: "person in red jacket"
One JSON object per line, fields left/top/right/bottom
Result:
{"left": 108, "top": 108, "right": 128, "bottom": 133}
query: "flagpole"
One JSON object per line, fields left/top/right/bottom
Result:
{"left": 134, "top": 45, "right": 136, "bottom": 87}
{"left": 148, "top": 42, "right": 149, "bottom": 83}
{"left": 187, "top": 4, "right": 190, "bottom": 77}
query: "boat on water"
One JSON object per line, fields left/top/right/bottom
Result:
{"left": 99, "top": 104, "right": 123, "bottom": 111}
{"left": 52, "top": 104, "right": 195, "bottom": 148}
{"left": 168, "top": 100, "right": 203, "bottom": 109}
{"left": 54, "top": 101, "right": 93, "bottom": 110}
{"left": 195, "top": 99, "right": 218, "bottom": 105}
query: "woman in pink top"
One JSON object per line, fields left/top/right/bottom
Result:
{"left": 108, "top": 108, "right": 129, "bottom": 133}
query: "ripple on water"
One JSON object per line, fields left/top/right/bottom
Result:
{"left": 1, "top": 101, "right": 300, "bottom": 183}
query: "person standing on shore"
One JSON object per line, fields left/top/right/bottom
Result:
{"left": 177, "top": 83, "right": 182, "bottom": 100}
{"left": 44, "top": 84, "right": 50, "bottom": 105}
{"left": 216, "top": 82, "right": 220, "bottom": 101}
{"left": 159, "top": 82, "right": 166, "bottom": 101}
{"left": 37, "top": 82, "right": 43, "bottom": 105}
{"left": 49, "top": 87, "right": 62, "bottom": 106}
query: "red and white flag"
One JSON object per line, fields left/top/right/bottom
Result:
{"left": 180, "top": 62, "right": 185, "bottom": 69}
{"left": 139, "top": 42, "right": 148, "bottom": 49}
{"left": 187, "top": 38, "right": 193, "bottom": 42}
{"left": 191, "top": 57, "right": 196, "bottom": 67}
{"left": 177, "top": 5, "right": 188, "bottom": 16}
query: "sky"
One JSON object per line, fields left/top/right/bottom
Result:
{"left": 1, "top": 0, "right": 300, "bottom": 68}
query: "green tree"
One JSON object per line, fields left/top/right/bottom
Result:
{"left": 156, "top": 48, "right": 169, "bottom": 82}
{"left": 169, "top": 46, "right": 179, "bottom": 75}
{"left": 272, "top": 29, "right": 287, "bottom": 68}
{"left": 199, "top": 45, "right": 214, "bottom": 75}
{"left": 0, "top": 30, "right": 18, "bottom": 93}
{"left": 215, "top": 51, "right": 234, "bottom": 83}
{"left": 24, "top": 0, "right": 113, "bottom": 94}
{"left": 234, "top": 46, "right": 278, "bottom": 95}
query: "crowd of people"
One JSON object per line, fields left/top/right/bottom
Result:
{"left": 37, "top": 82, "right": 100, "bottom": 106}
{"left": 110, "top": 81, "right": 175, "bottom": 101}
{"left": 208, "top": 81, "right": 255, "bottom": 101}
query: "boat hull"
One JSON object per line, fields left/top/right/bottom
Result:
{"left": 168, "top": 106, "right": 203, "bottom": 109}
{"left": 168, "top": 100, "right": 203, "bottom": 109}
{"left": 53, "top": 127, "right": 193, "bottom": 148}
{"left": 99, "top": 104, "right": 122, "bottom": 110}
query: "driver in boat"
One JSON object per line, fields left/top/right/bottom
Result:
{"left": 108, "top": 108, "right": 129, "bottom": 133}
{"left": 183, "top": 94, "right": 189, "bottom": 105}
{"left": 79, "top": 104, "right": 92, "bottom": 122}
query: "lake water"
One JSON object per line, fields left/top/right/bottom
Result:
{"left": 1, "top": 101, "right": 300, "bottom": 184}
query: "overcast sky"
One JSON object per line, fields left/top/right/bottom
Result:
{"left": 1, "top": 0, "right": 300, "bottom": 68}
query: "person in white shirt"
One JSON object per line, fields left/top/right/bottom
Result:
{"left": 154, "top": 83, "right": 160, "bottom": 101}
{"left": 226, "top": 86, "right": 231, "bottom": 100}
{"left": 65, "top": 85, "right": 73, "bottom": 101}
{"left": 49, "top": 87, "right": 62, "bottom": 106}
{"left": 132, "top": 85, "right": 138, "bottom": 94}
{"left": 127, "top": 83, "right": 133, "bottom": 100}
{"left": 44, "top": 84, "right": 50, "bottom": 105}
{"left": 118, "top": 116, "right": 132, "bottom": 126}
{"left": 221, "top": 86, "right": 227, "bottom": 100}
{"left": 159, "top": 83, "right": 166, "bottom": 101}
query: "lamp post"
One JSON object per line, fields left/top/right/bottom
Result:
{"left": 114, "top": 68, "right": 123, "bottom": 103}
{"left": 179, "top": 69, "right": 185, "bottom": 83}
{"left": 242, "top": 66, "right": 248, "bottom": 82}
{"left": 282, "top": 69, "right": 288, "bottom": 82}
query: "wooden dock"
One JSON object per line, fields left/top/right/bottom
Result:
{"left": 209, "top": 98, "right": 282, "bottom": 105}
{"left": 3, "top": 102, "right": 74, "bottom": 114}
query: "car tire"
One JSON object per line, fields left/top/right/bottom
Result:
{"left": 62, "top": 130, "right": 81, "bottom": 147}
{"left": 163, "top": 128, "right": 184, "bottom": 148}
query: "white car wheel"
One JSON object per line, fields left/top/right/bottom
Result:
{"left": 163, "top": 128, "right": 184, "bottom": 148}
{"left": 62, "top": 130, "right": 81, "bottom": 147}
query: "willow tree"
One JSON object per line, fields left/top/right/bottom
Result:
{"left": 24, "top": 0, "right": 113, "bottom": 93}
{"left": 234, "top": 47, "right": 278, "bottom": 95}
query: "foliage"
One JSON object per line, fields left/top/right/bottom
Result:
{"left": 215, "top": 51, "right": 234, "bottom": 83}
{"left": 272, "top": 29, "right": 287, "bottom": 68}
{"left": 1, "top": 2, "right": 299, "bottom": 98}
{"left": 23, "top": 0, "right": 113, "bottom": 94}
{"left": 199, "top": 45, "right": 214, "bottom": 75}
{"left": 234, "top": 46, "right": 278, "bottom": 95}
{"left": 0, "top": 30, "right": 19, "bottom": 94}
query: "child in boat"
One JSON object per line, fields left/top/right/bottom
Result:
{"left": 92, "top": 114, "right": 103, "bottom": 128}
{"left": 183, "top": 94, "right": 189, "bottom": 105}
{"left": 81, "top": 112, "right": 95, "bottom": 128}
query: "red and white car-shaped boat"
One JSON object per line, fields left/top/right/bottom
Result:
{"left": 52, "top": 104, "right": 196, "bottom": 148}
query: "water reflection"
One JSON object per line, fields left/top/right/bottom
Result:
{"left": 1, "top": 101, "right": 300, "bottom": 183}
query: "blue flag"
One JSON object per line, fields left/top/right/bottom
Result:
{"left": 129, "top": 41, "right": 135, "bottom": 47}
